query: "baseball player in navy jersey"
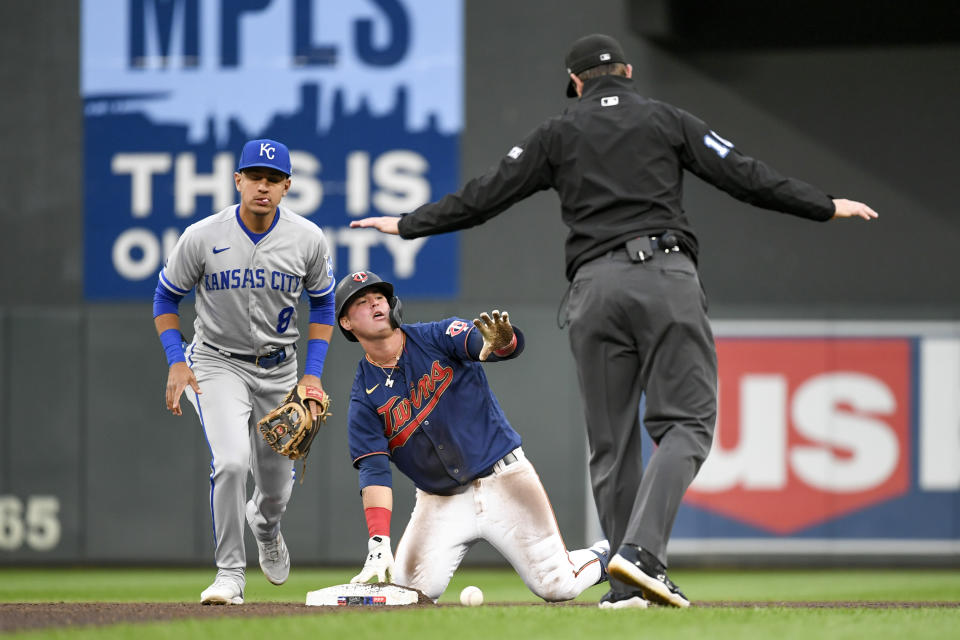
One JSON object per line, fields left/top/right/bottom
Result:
{"left": 349, "top": 34, "right": 878, "bottom": 608}
{"left": 153, "top": 139, "right": 336, "bottom": 605}
{"left": 334, "top": 271, "right": 608, "bottom": 603}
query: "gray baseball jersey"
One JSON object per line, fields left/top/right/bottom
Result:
{"left": 159, "top": 203, "right": 334, "bottom": 578}
{"left": 160, "top": 204, "right": 335, "bottom": 354}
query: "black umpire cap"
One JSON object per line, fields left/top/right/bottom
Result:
{"left": 564, "top": 33, "right": 627, "bottom": 97}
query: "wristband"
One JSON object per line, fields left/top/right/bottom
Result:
{"left": 364, "top": 506, "right": 391, "bottom": 538}
{"left": 494, "top": 333, "right": 518, "bottom": 357}
{"left": 304, "top": 338, "right": 329, "bottom": 378}
{"left": 160, "top": 328, "right": 186, "bottom": 366}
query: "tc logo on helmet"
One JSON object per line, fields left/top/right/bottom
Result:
{"left": 352, "top": 272, "right": 369, "bottom": 283}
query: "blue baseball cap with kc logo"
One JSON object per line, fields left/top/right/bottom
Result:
{"left": 237, "top": 138, "right": 292, "bottom": 176}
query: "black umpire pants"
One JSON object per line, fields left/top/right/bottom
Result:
{"left": 567, "top": 246, "right": 717, "bottom": 575}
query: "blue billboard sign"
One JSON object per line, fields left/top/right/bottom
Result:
{"left": 82, "top": 0, "right": 462, "bottom": 300}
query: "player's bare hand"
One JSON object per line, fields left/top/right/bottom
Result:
{"left": 472, "top": 310, "right": 516, "bottom": 361}
{"left": 298, "top": 374, "right": 326, "bottom": 422}
{"left": 832, "top": 198, "right": 878, "bottom": 221}
{"left": 349, "top": 216, "right": 400, "bottom": 235}
{"left": 166, "top": 361, "right": 200, "bottom": 416}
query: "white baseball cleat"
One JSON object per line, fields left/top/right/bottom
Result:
{"left": 254, "top": 531, "right": 290, "bottom": 585}
{"left": 598, "top": 587, "right": 649, "bottom": 609}
{"left": 246, "top": 501, "right": 291, "bottom": 585}
{"left": 200, "top": 576, "right": 244, "bottom": 605}
{"left": 598, "top": 594, "right": 650, "bottom": 609}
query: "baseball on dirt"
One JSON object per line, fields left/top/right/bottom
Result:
{"left": 459, "top": 585, "right": 484, "bottom": 606}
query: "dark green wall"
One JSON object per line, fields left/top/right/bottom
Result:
{"left": 1, "top": 1, "right": 957, "bottom": 565}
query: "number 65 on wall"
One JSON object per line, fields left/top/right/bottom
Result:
{"left": 0, "top": 495, "right": 61, "bottom": 552}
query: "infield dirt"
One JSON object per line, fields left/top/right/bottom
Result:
{"left": 3, "top": 601, "right": 959, "bottom": 633}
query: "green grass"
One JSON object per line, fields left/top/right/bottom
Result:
{"left": 3, "top": 566, "right": 959, "bottom": 603}
{"left": 2, "top": 567, "right": 959, "bottom": 640}
{"left": 8, "top": 608, "right": 960, "bottom": 640}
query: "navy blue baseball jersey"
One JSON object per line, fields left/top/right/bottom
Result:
{"left": 348, "top": 319, "right": 525, "bottom": 495}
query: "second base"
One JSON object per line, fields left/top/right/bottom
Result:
{"left": 306, "top": 582, "right": 420, "bottom": 606}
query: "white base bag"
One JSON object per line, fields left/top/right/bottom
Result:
{"left": 306, "top": 582, "right": 422, "bottom": 607}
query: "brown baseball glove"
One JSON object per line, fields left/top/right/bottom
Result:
{"left": 258, "top": 385, "right": 331, "bottom": 466}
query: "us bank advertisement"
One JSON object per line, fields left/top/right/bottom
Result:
{"left": 664, "top": 324, "right": 960, "bottom": 556}
{"left": 82, "top": 0, "right": 461, "bottom": 300}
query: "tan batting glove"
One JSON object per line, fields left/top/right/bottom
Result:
{"left": 472, "top": 310, "right": 515, "bottom": 361}
{"left": 351, "top": 535, "right": 394, "bottom": 584}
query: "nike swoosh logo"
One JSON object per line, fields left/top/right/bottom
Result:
{"left": 212, "top": 246, "right": 230, "bottom": 254}
{"left": 365, "top": 384, "right": 379, "bottom": 394}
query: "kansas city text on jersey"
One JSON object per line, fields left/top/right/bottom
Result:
{"left": 202, "top": 268, "right": 303, "bottom": 293}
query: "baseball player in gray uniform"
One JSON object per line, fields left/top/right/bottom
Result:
{"left": 153, "top": 139, "right": 336, "bottom": 605}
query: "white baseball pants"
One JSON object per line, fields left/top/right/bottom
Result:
{"left": 393, "top": 448, "right": 604, "bottom": 601}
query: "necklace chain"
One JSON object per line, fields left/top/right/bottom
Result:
{"left": 370, "top": 341, "right": 403, "bottom": 387}
{"left": 370, "top": 347, "right": 402, "bottom": 369}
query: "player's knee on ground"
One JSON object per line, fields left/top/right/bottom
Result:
{"left": 524, "top": 554, "right": 596, "bottom": 602}
{"left": 528, "top": 570, "right": 584, "bottom": 602}
{"left": 393, "top": 564, "right": 448, "bottom": 602}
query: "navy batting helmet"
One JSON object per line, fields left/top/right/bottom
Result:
{"left": 334, "top": 271, "right": 403, "bottom": 342}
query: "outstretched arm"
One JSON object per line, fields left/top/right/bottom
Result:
{"left": 350, "top": 216, "right": 400, "bottom": 235}
{"left": 831, "top": 198, "right": 878, "bottom": 221}
{"left": 355, "top": 125, "right": 553, "bottom": 239}
{"left": 472, "top": 310, "right": 518, "bottom": 361}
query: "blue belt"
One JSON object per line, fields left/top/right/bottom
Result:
{"left": 203, "top": 342, "right": 293, "bottom": 369}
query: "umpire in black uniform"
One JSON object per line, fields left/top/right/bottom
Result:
{"left": 351, "top": 33, "right": 877, "bottom": 608}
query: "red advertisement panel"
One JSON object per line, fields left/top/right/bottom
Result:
{"left": 684, "top": 339, "right": 911, "bottom": 534}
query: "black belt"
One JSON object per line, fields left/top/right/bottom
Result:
{"left": 499, "top": 451, "right": 519, "bottom": 466}
{"left": 203, "top": 342, "right": 292, "bottom": 369}
{"left": 482, "top": 450, "right": 520, "bottom": 478}
{"left": 611, "top": 232, "right": 682, "bottom": 263}
{"left": 492, "top": 450, "right": 519, "bottom": 472}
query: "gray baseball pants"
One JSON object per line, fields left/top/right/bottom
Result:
{"left": 566, "top": 247, "right": 717, "bottom": 580}
{"left": 185, "top": 344, "right": 297, "bottom": 576}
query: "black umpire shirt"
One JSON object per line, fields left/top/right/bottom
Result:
{"left": 398, "top": 74, "right": 835, "bottom": 281}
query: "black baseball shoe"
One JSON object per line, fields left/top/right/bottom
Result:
{"left": 598, "top": 588, "right": 649, "bottom": 609}
{"left": 607, "top": 544, "right": 690, "bottom": 608}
